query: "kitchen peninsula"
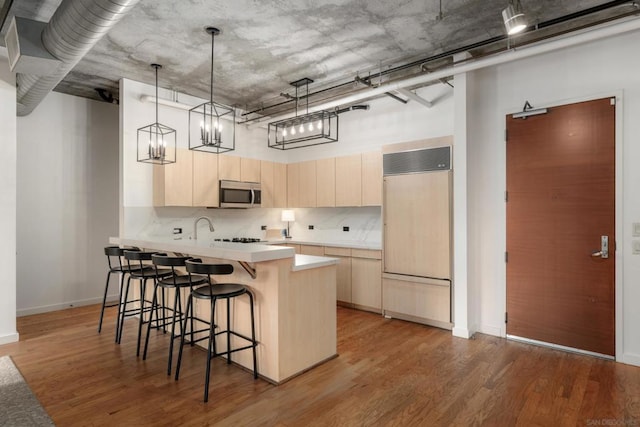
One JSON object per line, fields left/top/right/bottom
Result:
{"left": 110, "top": 236, "right": 339, "bottom": 384}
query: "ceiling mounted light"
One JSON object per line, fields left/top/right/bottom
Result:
{"left": 268, "top": 77, "right": 338, "bottom": 150}
{"left": 502, "top": 0, "right": 527, "bottom": 35}
{"left": 137, "top": 63, "right": 176, "bottom": 165}
{"left": 189, "top": 27, "right": 235, "bottom": 154}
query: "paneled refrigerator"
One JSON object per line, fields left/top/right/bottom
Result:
{"left": 382, "top": 146, "right": 452, "bottom": 329}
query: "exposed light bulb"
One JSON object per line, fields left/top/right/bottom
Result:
{"left": 316, "top": 120, "right": 322, "bottom": 130}
{"left": 291, "top": 126, "right": 296, "bottom": 135}
{"left": 299, "top": 124, "right": 305, "bottom": 134}
{"left": 283, "top": 128, "right": 288, "bottom": 137}
{"left": 308, "top": 122, "right": 314, "bottom": 132}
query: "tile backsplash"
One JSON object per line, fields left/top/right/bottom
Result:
{"left": 123, "top": 206, "right": 381, "bottom": 246}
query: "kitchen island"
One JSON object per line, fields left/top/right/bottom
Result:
{"left": 110, "top": 236, "right": 339, "bottom": 384}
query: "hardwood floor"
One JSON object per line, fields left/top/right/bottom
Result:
{"left": 1, "top": 305, "right": 639, "bottom": 426}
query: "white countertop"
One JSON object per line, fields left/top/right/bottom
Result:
{"left": 266, "top": 239, "right": 382, "bottom": 251}
{"left": 292, "top": 254, "right": 340, "bottom": 271}
{"left": 110, "top": 236, "right": 295, "bottom": 263}
{"left": 109, "top": 237, "right": 340, "bottom": 272}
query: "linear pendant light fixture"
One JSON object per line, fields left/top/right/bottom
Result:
{"left": 268, "top": 77, "right": 338, "bottom": 150}
{"left": 137, "top": 63, "right": 176, "bottom": 164}
{"left": 502, "top": 0, "right": 527, "bottom": 35}
{"left": 189, "top": 26, "right": 235, "bottom": 154}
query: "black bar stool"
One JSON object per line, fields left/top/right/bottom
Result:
{"left": 174, "top": 259, "right": 258, "bottom": 403}
{"left": 142, "top": 254, "right": 208, "bottom": 375}
{"left": 98, "top": 246, "right": 148, "bottom": 337}
{"left": 119, "top": 250, "right": 174, "bottom": 356}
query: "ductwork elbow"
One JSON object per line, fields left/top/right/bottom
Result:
{"left": 16, "top": 0, "right": 140, "bottom": 116}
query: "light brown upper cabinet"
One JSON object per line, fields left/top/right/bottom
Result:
{"left": 316, "top": 157, "right": 336, "bottom": 207}
{"left": 335, "top": 154, "right": 362, "bottom": 207}
{"left": 298, "top": 160, "right": 317, "bottom": 208}
{"left": 241, "top": 157, "right": 261, "bottom": 183}
{"left": 261, "top": 160, "right": 287, "bottom": 208}
{"left": 287, "top": 163, "right": 300, "bottom": 208}
{"left": 260, "top": 160, "right": 275, "bottom": 208}
{"left": 192, "top": 151, "right": 219, "bottom": 207}
{"left": 361, "top": 150, "right": 382, "bottom": 206}
{"left": 274, "top": 162, "right": 287, "bottom": 208}
{"left": 153, "top": 147, "right": 193, "bottom": 207}
{"left": 218, "top": 154, "right": 241, "bottom": 181}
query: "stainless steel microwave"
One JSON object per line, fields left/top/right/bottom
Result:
{"left": 219, "top": 180, "right": 261, "bottom": 208}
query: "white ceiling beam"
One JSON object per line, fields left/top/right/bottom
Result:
{"left": 396, "top": 88, "right": 433, "bottom": 108}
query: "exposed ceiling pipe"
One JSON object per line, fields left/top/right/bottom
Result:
{"left": 247, "top": 16, "right": 640, "bottom": 128}
{"left": 16, "top": 0, "right": 140, "bottom": 116}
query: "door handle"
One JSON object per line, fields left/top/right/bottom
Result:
{"left": 250, "top": 188, "right": 255, "bottom": 207}
{"left": 591, "top": 236, "right": 609, "bottom": 259}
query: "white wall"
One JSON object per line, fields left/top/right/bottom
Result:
{"left": 468, "top": 29, "right": 640, "bottom": 365}
{"left": 16, "top": 92, "right": 119, "bottom": 315}
{"left": 0, "top": 47, "right": 18, "bottom": 344}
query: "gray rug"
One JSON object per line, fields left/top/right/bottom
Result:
{"left": 0, "top": 356, "right": 54, "bottom": 426}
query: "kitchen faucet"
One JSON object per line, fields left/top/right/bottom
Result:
{"left": 193, "top": 216, "right": 215, "bottom": 240}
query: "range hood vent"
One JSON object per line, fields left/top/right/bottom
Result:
{"left": 383, "top": 146, "right": 451, "bottom": 176}
{"left": 4, "top": 16, "right": 61, "bottom": 75}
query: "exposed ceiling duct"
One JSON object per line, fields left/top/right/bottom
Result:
{"left": 15, "top": 0, "right": 140, "bottom": 116}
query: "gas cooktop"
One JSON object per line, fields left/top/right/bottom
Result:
{"left": 214, "top": 237, "right": 265, "bottom": 244}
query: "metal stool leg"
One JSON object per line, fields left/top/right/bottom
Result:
{"left": 249, "top": 292, "right": 258, "bottom": 379}
{"left": 142, "top": 281, "right": 161, "bottom": 360}
{"left": 204, "top": 297, "right": 217, "bottom": 403}
{"left": 226, "top": 298, "right": 231, "bottom": 365}
{"left": 98, "top": 270, "right": 112, "bottom": 333}
{"left": 175, "top": 295, "right": 192, "bottom": 381}
{"left": 117, "top": 275, "right": 132, "bottom": 344}
{"left": 167, "top": 288, "right": 181, "bottom": 375}
{"left": 136, "top": 278, "right": 150, "bottom": 357}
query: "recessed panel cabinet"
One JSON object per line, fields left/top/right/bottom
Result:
{"left": 287, "top": 163, "right": 300, "bottom": 208}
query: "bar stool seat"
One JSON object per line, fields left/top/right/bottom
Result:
{"left": 175, "top": 259, "right": 258, "bottom": 402}
{"left": 142, "top": 254, "right": 208, "bottom": 375}
{"left": 118, "top": 250, "right": 174, "bottom": 356}
{"left": 99, "top": 246, "right": 150, "bottom": 336}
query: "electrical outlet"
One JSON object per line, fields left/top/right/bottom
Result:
{"left": 633, "top": 240, "right": 640, "bottom": 255}
{"left": 308, "top": 225, "right": 314, "bottom": 230}
{"left": 633, "top": 223, "right": 640, "bottom": 237}
{"left": 261, "top": 225, "right": 267, "bottom": 230}
{"left": 173, "top": 228, "right": 182, "bottom": 234}
{"left": 343, "top": 226, "right": 349, "bottom": 232}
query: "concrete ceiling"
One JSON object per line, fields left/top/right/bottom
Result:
{"left": 1, "top": 0, "right": 638, "bottom": 119}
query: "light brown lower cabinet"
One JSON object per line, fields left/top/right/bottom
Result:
{"left": 351, "top": 249, "right": 382, "bottom": 313}
{"left": 300, "top": 245, "right": 325, "bottom": 256}
{"left": 382, "top": 273, "right": 451, "bottom": 329}
{"left": 277, "top": 244, "right": 383, "bottom": 314}
{"left": 324, "top": 247, "right": 352, "bottom": 304}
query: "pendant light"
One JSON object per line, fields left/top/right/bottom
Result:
{"left": 267, "top": 77, "right": 338, "bottom": 150}
{"left": 189, "top": 26, "right": 235, "bottom": 154}
{"left": 137, "top": 63, "right": 176, "bottom": 164}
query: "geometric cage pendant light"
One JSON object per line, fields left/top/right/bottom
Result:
{"left": 137, "top": 63, "right": 177, "bottom": 165}
{"left": 189, "top": 26, "right": 235, "bottom": 154}
{"left": 267, "top": 77, "right": 339, "bottom": 150}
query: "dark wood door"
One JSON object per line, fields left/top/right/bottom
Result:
{"left": 506, "top": 97, "right": 615, "bottom": 356}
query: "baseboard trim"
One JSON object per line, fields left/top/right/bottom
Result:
{"left": 452, "top": 327, "right": 472, "bottom": 339}
{"left": 0, "top": 332, "right": 20, "bottom": 345}
{"left": 17, "top": 294, "right": 118, "bottom": 317}
{"left": 478, "top": 324, "right": 503, "bottom": 337}
{"left": 619, "top": 352, "right": 640, "bottom": 367}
